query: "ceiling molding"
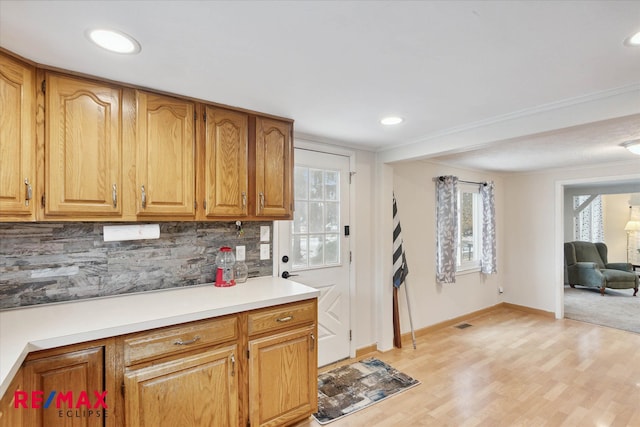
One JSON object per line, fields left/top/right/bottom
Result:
{"left": 378, "top": 84, "right": 640, "bottom": 164}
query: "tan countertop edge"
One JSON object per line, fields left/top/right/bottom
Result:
{"left": 0, "top": 276, "right": 320, "bottom": 399}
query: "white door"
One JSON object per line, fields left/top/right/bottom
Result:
{"left": 277, "top": 148, "right": 351, "bottom": 367}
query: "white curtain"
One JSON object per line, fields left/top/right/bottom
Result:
{"left": 435, "top": 176, "right": 458, "bottom": 283}
{"left": 480, "top": 181, "right": 497, "bottom": 274}
{"left": 573, "top": 195, "right": 604, "bottom": 242}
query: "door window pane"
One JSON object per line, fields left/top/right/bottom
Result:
{"left": 309, "top": 202, "right": 324, "bottom": 233}
{"left": 325, "top": 171, "right": 339, "bottom": 201}
{"left": 309, "top": 234, "right": 324, "bottom": 266}
{"left": 292, "top": 235, "right": 308, "bottom": 268}
{"left": 293, "top": 201, "right": 308, "bottom": 233}
{"left": 325, "top": 234, "right": 339, "bottom": 264}
{"left": 325, "top": 202, "right": 339, "bottom": 232}
{"left": 294, "top": 167, "right": 308, "bottom": 199}
{"left": 291, "top": 165, "right": 341, "bottom": 269}
{"left": 309, "top": 170, "right": 324, "bottom": 200}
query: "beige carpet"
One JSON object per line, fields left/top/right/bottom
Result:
{"left": 564, "top": 285, "right": 640, "bottom": 334}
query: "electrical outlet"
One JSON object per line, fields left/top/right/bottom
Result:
{"left": 260, "top": 244, "right": 270, "bottom": 260}
{"left": 235, "top": 246, "right": 246, "bottom": 262}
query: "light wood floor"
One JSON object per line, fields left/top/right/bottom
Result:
{"left": 295, "top": 306, "right": 640, "bottom": 427}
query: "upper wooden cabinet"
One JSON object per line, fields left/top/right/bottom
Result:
{"left": 0, "top": 54, "right": 36, "bottom": 220}
{"left": 44, "top": 73, "right": 123, "bottom": 217}
{"left": 136, "top": 91, "right": 196, "bottom": 217}
{"left": 203, "top": 106, "right": 248, "bottom": 218}
{"left": 0, "top": 49, "right": 294, "bottom": 222}
{"left": 254, "top": 117, "right": 293, "bottom": 219}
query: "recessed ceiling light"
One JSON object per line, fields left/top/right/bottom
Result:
{"left": 622, "top": 139, "right": 640, "bottom": 155}
{"left": 380, "top": 116, "right": 403, "bottom": 126}
{"left": 87, "top": 29, "right": 141, "bottom": 54}
{"left": 624, "top": 30, "right": 640, "bottom": 47}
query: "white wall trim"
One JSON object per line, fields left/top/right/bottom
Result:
{"left": 378, "top": 85, "right": 640, "bottom": 164}
{"left": 555, "top": 173, "right": 640, "bottom": 319}
{"left": 374, "top": 159, "right": 394, "bottom": 352}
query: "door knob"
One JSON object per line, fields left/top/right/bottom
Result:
{"left": 281, "top": 271, "right": 299, "bottom": 279}
{"left": 282, "top": 255, "right": 289, "bottom": 263}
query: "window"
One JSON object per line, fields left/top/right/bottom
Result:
{"left": 291, "top": 166, "right": 341, "bottom": 269}
{"left": 457, "top": 183, "right": 483, "bottom": 271}
{"left": 572, "top": 195, "right": 604, "bottom": 242}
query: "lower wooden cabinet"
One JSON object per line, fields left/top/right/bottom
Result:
{"left": 1, "top": 299, "right": 318, "bottom": 427}
{"left": 0, "top": 368, "right": 24, "bottom": 427}
{"left": 248, "top": 325, "right": 317, "bottom": 427}
{"left": 124, "top": 345, "right": 239, "bottom": 427}
{"left": 22, "top": 346, "right": 106, "bottom": 427}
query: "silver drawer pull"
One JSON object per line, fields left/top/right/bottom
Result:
{"left": 276, "top": 316, "right": 293, "bottom": 323}
{"left": 173, "top": 335, "right": 200, "bottom": 346}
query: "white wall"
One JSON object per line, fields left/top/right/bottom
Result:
{"left": 602, "top": 194, "right": 632, "bottom": 261}
{"left": 306, "top": 139, "right": 639, "bottom": 352}
{"left": 352, "top": 150, "right": 377, "bottom": 350}
{"left": 391, "top": 161, "right": 505, "bottom": 334}
{"left": 502, "top": 160, "right": 640, "bottom": 314}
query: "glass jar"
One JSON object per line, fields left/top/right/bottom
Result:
{"left": 234, "top": 261, "right": 248, "bottom": 283}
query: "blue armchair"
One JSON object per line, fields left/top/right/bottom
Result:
{"left": 564, "top": 241, "right": 638, "bottom": 296}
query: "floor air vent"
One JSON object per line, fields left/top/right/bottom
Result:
{"left": 455, "top": 323, "right": 472, "bottom": 329}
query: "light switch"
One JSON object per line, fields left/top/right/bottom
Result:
{"left": 260, "top": 226, "right": 270, "bottom": 242}
{"left": 260, "top": 244, "right": 270, "bottom": 260}
{"left": 236, "top": 246, "right": 246, "bottom": 262}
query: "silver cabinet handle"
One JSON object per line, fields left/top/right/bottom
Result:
{"left": 141, "top": 185, "right": 146, "bottom": 209}
{"left": 276, "top": 316, "right": 293, "bottom": 323}
{"left": 310, "top": 333, "right": 315, "bottom": 351}
{"left": 259, "top": 192, "right": 265, "bottom": 210}
{"left": 112, "top": 184, "right": 117, "bottom": 208}
{"left": 24, "top": 178, "right": 32, "bottom": 206}
{"left": 173, "top": 335, "right": 200, "bottom": 346}
{"left": 242, "top": 191, "right": 247, "bottom": 208}
{"left": 230, "top": 354, "right": 235, "bottom": 376}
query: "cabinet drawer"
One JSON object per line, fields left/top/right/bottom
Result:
{"left": 248, "top": 300, "right": 316, "bottom": 336}
{"left": 124, "top": 316, "right": 237, "bottom": 365}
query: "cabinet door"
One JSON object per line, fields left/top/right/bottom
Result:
{"left": 0, "top": 54, "right": 36, "bottom": 219}
{"left": 125, "top": 345, "right": 239, "bottom": 427}
{"left": 136, "top": 91, "right": 195, "bottom": 217}
{"left": 255, "top": 118, "right": 292, "bottom": 218}
{"left": 45, "top": 73, "right": 122, "bottom": 217}
{"left": 0, "top": 367, "right": 24, "bottom": 427}
{"left": 248, "top": 325, "right": 317, "bottom": 427}
{"left": 23, "top": 347, "right": 104, "bottom": 427}
{"left": 204, "top": 107, "right": 248, "bottom": 217}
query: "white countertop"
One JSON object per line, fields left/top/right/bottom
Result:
{"left": 0, "top": 276, "right": 319, "bottom": 398}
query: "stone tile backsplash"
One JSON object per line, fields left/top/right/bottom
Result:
{"left": 0, "top": 222, "right": 273, "bottom": 310}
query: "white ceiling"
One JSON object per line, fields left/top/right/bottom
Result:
{"left": 1, "top": 1, "right": 639, "bottom": 172}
